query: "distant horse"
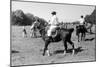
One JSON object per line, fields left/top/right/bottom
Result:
{"left": 76, "top": 25, "right": 87, "bottom": 42}
{"left": 33, "top": 21, "right": 75, "bottom": 56}
{"left": 30, "top": 21, "right": 40, "bottom": 38}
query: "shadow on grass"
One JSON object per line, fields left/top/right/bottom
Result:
{"left": 11, "top": 50, "right": 20, "bottom": 53}
{"left": 53, "top": 47, "right": 84, "bottom": 55}
{"left": 11, "top": 66, "right": 20, "bottom": 67}
{"left": 85, "top": 37, "right": 95, "bottom": 41}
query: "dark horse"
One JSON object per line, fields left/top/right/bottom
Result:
{"left": 76, "top": 25, "right": 87, "bottom": 42}
{"left": 34, "top": 21, "right": 75, "bottom": 56}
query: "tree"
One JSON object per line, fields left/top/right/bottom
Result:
{"left": 11, "top": 10, "right": 25, "bottom": 25}
{"left": 84, "top": 9, "right": 96, "bottom": 33}
{"left": 23, "top": 13, "right": 36, "bottom": 25}
{"left": 11, "top": 11, "right": 17, "bottom": 25}
{"left": 11, "top": 9, "right": 47, "bottom": 26}
{"left": 85, "top": 9, "right": 96, "bottom": 24}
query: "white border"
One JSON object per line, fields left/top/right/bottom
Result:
{"left": 0, "top": 0, "right": 99, "bottom": 67}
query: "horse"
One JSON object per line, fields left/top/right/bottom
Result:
{"left": 30, "top": 20, "right": 41, "bottom": 38}
{"left": 30, "top": 23, "right": 37, "bottom": 38}
{"left": 76, "top": 25, "right": 87, "bottom": 42}
{"left": 33, "top": 21, "right": 75, "bottom": 56}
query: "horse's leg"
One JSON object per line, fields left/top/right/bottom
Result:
{"left": 43, "top": 41, "right": 50, "bottom": 56}
{"left": 23, "top": 32, "right": 25, "bottom": 38}
{"left": 81, "top": 33, "right": 83, "bottom": 41}
{"left": 31, "top": 30, "right": 34, "bottom": 37}
{"left": 34, "top": 32, "right": 37, "bottom": 38}
{"left": 76, "top": 30, "right": 80, "bottom": 42}
{"left": 78, "top": 34, "right": 80, "bottom": 42}
{"left": 30, "top": 30, "right": 34, "bottom": 38}
{"left": 63, "top": 40, "right": 68, "bottom": 55}
{"left": 83, "top": 33, "right": 86, "bottom": 41}
{"left": 68, "top": 40, "right": 75, "bottom": 55}
{"left": 90, "top": 23, "right": 93, "bottom": 34}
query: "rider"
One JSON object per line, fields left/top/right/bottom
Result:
{"left": 47, "top": 11, "right": 59, "bottom": 38}
{"left": 77, "top": 15, "right": 87, "bottom": 32}
{"left": 78, "top": 15, "right": 85, "bottom": 26}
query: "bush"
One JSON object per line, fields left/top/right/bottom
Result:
{"left": 11, "top": 10, "right": 47, "bottom": 26}
{"left": 85, "top": 9, "right": 96, "bottom": 24}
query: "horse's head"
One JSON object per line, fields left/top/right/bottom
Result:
{"left": 32, "top": 20, "right": 40, "bottom": 29}
{"left": 33, "top": 19, "right": 49, "bottom": 36}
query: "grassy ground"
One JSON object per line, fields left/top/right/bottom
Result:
{"left": 11, "top": 25, "right": 96, "bottom": 66}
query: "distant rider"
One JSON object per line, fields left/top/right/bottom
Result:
{"left": 78, "top": 15, "right": 85, "bottom": 26}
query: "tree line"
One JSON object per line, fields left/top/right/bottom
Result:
{"left": 11, "top": 9, "right": 96, "bottom": 26}
{"left": 11, "top": 9, "right": 47, "bottom": 26}
{"left": 85, "top": 9, "right": 96, "bottom": 24}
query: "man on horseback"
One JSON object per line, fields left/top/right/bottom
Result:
{"left": 76, "top": 15, "right": 87, "bottom": 42}
{"left": 47, "top": 11, "right": 59, "bottom": 38}
{"left": 78, "top": 15, "right": 85, "bottom": 26}
{"left": 77, "top": 15, "right": 86, "bottom": 33}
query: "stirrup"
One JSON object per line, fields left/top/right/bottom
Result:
{"left": 52, "top": 30, "right": 57, "bottom": 38}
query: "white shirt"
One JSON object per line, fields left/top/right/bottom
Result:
{"left": 49, "top": 15, "right": 59, "bottom": 25}
{"left": 78, "top": 18, "right": 85, "bottom": 25}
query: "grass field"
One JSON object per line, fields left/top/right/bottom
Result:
{"left": 11, "top": 25, "right": 96, "bottom": 66}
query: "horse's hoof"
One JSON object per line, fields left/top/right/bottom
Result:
{"left": 72, "top": 50, "right": 75, "bottom": 55}
{"left": 46, "top": 50, "right": 50, "bottom": 56}
{"left": 47, "top": 54, "right": 50, "bottom": 56}
{"left": 63, "top": 53, "right": 66, "bottom": 56}
{"left": 47, "top": 53, "right": 51, "bottom": 56}
{"left": 63, "top": 51, "right": 66, "bottom": 55}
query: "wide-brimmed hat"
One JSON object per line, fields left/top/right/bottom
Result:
{"left": 51, "top": 11, "right": 56, "bottom": 15}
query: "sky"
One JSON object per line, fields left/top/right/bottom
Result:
{"left": 12, "top": 1, "right": 95, "bottom": 22}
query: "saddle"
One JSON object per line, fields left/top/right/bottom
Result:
{"left": 53, "top": 27, "right": 61, "bottom": 37}
{"left": 47, "top": 26, "right": 60, "bottom": 38}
